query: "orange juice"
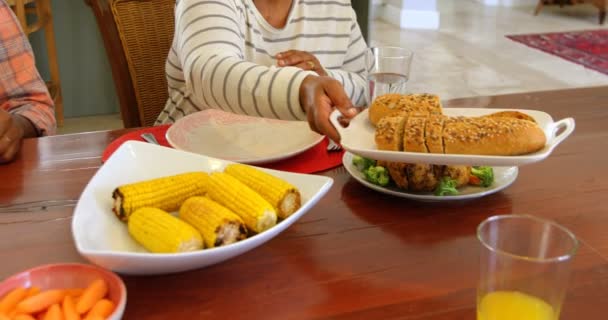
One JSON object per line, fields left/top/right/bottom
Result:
{"left": 477, "top": 291, "right": 555, "bottom": 320}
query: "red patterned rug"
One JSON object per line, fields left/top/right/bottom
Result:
{"left": 507, "top": 30, "right": 608, "bottom": 76}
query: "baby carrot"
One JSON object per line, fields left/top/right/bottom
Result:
{"left": 26, "top": 287, "right": 41, "bottom": 298}
{"left": 63, "top": 289, "right": 84, "bottom": 298}
{"left": 83, "top": 299, "right": 114, "bottom": 320}
{"left": 43, "top": 304, "right": 62, "bottom": 320}
{"left": 75, "top": 280, "right": 107, "bottom": 315}
{"left": 36, "top": 311, "right": 47, "bottom": 320}
{"left": 17, "top": 290, "right": 65, "bottom": 314}
{"left": 62, "top": 295, "right": 80, "bottom": 320}
{"left": 14, "top": 314, "right": 37, "bottom": 320}
{"left": 0, "top": 287, "right": 28, "bottom": 314}
{"left": 0, "top": 313, "right": 10, "bottom": 320}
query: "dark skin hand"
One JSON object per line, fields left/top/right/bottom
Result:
{"left": 0, "top": 109, "right": 37, "bottom": 164}
{"left": 299, "top": 75, "right": 357, "bottom": 143}
{"left": 277, "top": 50, "right": 328, "bottom": 76}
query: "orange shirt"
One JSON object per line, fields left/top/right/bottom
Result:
{"left": 0, "top": 0, "right": 55, "bottom": 136}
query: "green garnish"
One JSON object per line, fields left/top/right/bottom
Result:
{"left": 471, "top": 166, "right": 494, "bottom": 187}
{"left": 435, "top": 177, "right": 459, "bottom": 196}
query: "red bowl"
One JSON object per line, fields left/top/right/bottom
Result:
{"left": 0, "top": 263, "right": 126, "bottom": 319}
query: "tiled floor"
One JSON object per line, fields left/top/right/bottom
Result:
{"left": 369, "top": 0, "right": 608, "bottom": 100}
{"left": 59, "top": 0, "right": 607, "bottom": 134}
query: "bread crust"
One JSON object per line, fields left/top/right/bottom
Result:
{"left": 442, "top": 116, "right": 546, "bottom": 156}
{"left": 425, "top": 115, "right": 446, "bottom": 154}
{"left": 404, "top": 117, "right": 427, "bottom": 153}
{"left": 486, "top": 111, "right": 537, "bottom": 123}
{"left": 369, "top": 93, "right": 443, "bottom": 126}
{"left": 369, "top": 94, "right": 402, "bottom": 126}
{"left": 375, "top": 116, "right": 407, "bottom": 151}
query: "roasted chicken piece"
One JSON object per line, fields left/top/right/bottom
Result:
{"left": 406, "top": 164, "right": 439, "bottom": 192}
{"left": 442, "top": 165, "right": 471, "bottom": 188}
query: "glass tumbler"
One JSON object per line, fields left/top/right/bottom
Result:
{"left": 366, "top": 46, "right": 413, "bottom": 105}
{"left": 477, "top": 215, "right": 579, "bottom": 320}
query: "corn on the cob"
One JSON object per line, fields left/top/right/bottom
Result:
{"left": 224, "top": 164, "right": 301, "bottom": 219}
{"left": 180, "top": 196, "right": 247, "bottom": 248}
{"left": 127, "top": 207, "right": 203, "bottom": 253}
{"left": 112, "top": 172, "right": 208, "bottom": 221}
{"left": 206, "top": 172, "right": 277, "bottom": 233}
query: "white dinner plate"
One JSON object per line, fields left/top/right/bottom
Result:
{"left": 342, "top": 152, "right": 518, "bottom": 202}
{"left": 166, "top": 109, "right": 324, "bottom": 164}
{"left": 72, "top": 141, "right": 333, "bottom": 275}
{"left": 330, "top": 108, "right": 575, "bottom": 166}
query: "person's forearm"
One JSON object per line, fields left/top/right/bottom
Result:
{"left": 12, "top": 114, "right": 38, "bottom": 138}
{"left": 327, "top": 69, "right": 367, "bottom": 107}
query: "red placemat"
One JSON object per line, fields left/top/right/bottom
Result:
{"left": 101, "top": 125, "right": 344, "bottom": 174}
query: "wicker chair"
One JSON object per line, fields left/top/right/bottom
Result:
{"left": 85, "top": 0, "right": 175, "bottom": 127}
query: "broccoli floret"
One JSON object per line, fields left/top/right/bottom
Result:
{"left": 364, "top": 166, "right": 390, "bottom": 187}
{"left": 471, "top": 166, "right": 494, "bottom": 187}
{"left": 352, "top": 155, "right": 376, "bottom": 172}
{"left": 435, "top": 177, "right": 459, "bottom": 196}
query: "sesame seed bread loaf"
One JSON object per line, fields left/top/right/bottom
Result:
{"left": 369, "top": 93, "right": 443, "bottom": 126}
{"left": 368, "top": 94, "right": 401, "bottom": 126}
{"left": 485, "top": 111, "right": 537, "bottom": 123}
{"left": 425, "top": 115, "right": 447, "bottom": 154}
{"left": 404, "top": 117, "right": 427, "bottom": 153}
{"left": 375, "top": 114, "right": 546, "bottom": 157}
{"left": 375, "top": 115, "right": 440, "bottom": 192}
{"left": 375, "top": 115, "right": 407, "bottom": 151}
{"left": 442, "top": 116, "right": 546, "bottom": 156}
{"left": 402, "top": 117, "right": 439, "bottom": 191}
{"left": 374, "top": 117, "right": 411, "bottom": 190}
{"left": 369, "top": 93, "right": 540, "bottom": 128}
{"left": 371, "top": 94, "right": 546, "bottom": 191}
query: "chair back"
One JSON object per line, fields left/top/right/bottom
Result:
{"left": 87, "top": 0, "right": 175, "bottom": 127}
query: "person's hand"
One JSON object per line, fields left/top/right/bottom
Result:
{"left": 299, "top": 75, "right": 358, "bottom": 143}
{"left": 0, "top": 110, "right": 26, "bottom": 164}
{"left": 277, "top": 50, "right": 328, "bottom": 76}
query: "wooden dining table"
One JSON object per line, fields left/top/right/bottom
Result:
{"left": 1, "top": 86, "right": 607, "bottom": 319}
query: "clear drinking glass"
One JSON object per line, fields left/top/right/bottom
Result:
{"left": 366, "top": 46, "right": 413, "bottom": 105}
{"left": 477, "top": 215, "right": 579, "bottom": 320}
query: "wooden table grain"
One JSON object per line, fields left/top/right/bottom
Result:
{"left": 1, "top": 87, "right": 607, "bottom": 319}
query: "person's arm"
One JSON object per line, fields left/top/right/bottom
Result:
{"left": 274, "top": 8, "right": 369, "bottom": 108}
{"left": 0, "top": 110, "right": 35, "bottom": 163}
{"left": 0, "top": 3, "right": 55, "bottom": 163}
{"left": 177, "top": 0, "right": 316, "bottom": 120}
{"left": 0, "top": 2, "right": 56, "bottom": 138}
{"left": 327, "top": 10, "right": 368, "bottom": 107}
{"left": 325, "top": 8, "right": 369, "bottom": 107}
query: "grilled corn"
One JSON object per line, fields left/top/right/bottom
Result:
{"left": 224, "top": 164, "right": 301, "bottom": 219}
{"left": 112, "top": 172, "right": 208, "bottom": 221}
{"left": 180, "top": 196, "right": 247, "bottom": 248}
{"left": 206, "top": 172, "right": 277, "bottom": 233}
{"left": 127, "top": 207, "right": 203, "bottom": 253}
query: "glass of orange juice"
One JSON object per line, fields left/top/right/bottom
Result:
{"left": 477, "top": 215, "right": 578, "bottom": 320}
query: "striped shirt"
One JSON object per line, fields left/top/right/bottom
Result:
{"left": 0, "top": 1, "right": 55, "bottom": 136}
{"left": 157, "top": 0, "right": 368, "bottom": 124}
